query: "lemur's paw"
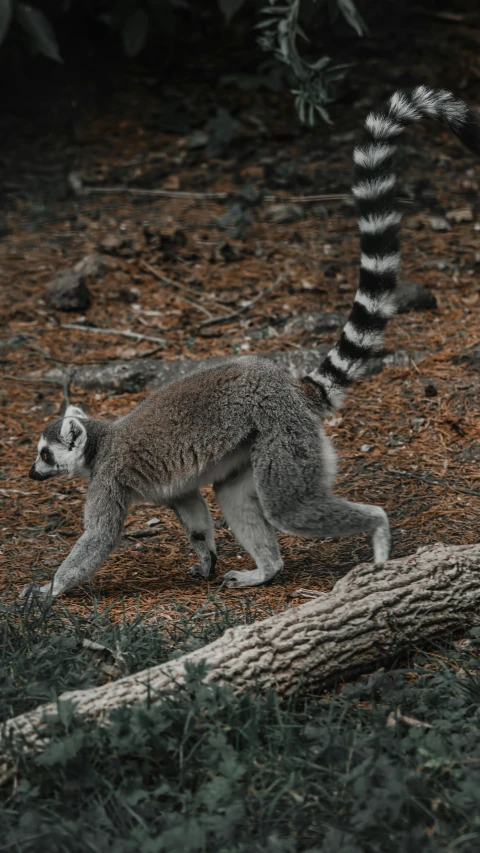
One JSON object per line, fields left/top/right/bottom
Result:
{"left": 218, "top": 570, "right": 248, "bottom": 589}
{"left": 186, "top": 551, "right": 216, "bottom": 581}
{"left": 19, "top": 583, "right": 53, "bottom": 601}
{"left": 186, "top": 563, "right": 210, "bottom": 580}
{"left": 219, "top": 566, "right": 281, "bottom": 588}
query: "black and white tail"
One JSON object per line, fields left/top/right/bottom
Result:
{"left": 307, "top": 85, "right": 480, "bottom": 412}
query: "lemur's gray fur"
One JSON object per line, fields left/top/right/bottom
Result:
{"left": 23, "top": 86, "right": 480, "bottom": 600}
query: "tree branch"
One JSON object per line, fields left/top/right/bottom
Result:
{"left": 2, "top": 542, "right": 480, "bottom": 774}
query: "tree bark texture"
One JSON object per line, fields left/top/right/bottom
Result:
{"left": 3, "top": 543, "right": 480, "bottom": 761}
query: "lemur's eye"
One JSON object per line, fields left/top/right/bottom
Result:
{"left": 41, "top": 450, "right": 49, "bottom": 463}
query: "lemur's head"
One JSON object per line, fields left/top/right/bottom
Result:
{"left": 29, "top": 405, "right": 89, "bottom": 481}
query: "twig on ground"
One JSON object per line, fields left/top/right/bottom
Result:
{"left": 74, "top": 184, "right": 348, "bottom": 203}
{"left": 199, "top": 271, "right": 287, "bottom": 328}
{"left": 26, "top": 338, "right": 164, "bottom": 365}
{"left": 289, "top": 588, "right": 325, "bottom": 599}
{"left": 387, "top": 707, "right": 432, "bottom": 730}
{"left": 1, "top": 374, "right": 50, "bottom": 384}
{"left": 123, "top": 528, "right": 163, "bottom": 540}
{"left": 141, "top": 261, "right": 231, "bottom": 317}
{"left": 77, "top": 186, "right": 231, "bottom": 200}
{"left": 27, "top": 341, "right": 64, "bottom": 363}
{"left": 140, "top": 270, "right": 214, "bottom": 320}
{"left": 134, "top": 345, "right": 166, "bottom": 359}
{"left": 72, "top": 183, "right": 415, "bottom": 207}
{"left": 0, "top": 369, "right": 71, "bottom": 404}
{"left": 387, "top": 467, "right": 480, "bottom": 498}
{"left": 61, "top": 325, "right": 166, "bottom": 347}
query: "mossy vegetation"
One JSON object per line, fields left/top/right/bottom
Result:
{"left": 2, "top": 598, "right": 480, "bottom": 852}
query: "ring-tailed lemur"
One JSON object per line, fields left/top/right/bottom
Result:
{"left": 23, "top": 86, "right": 480, "bottom": 600}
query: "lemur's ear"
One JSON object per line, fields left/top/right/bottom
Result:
{"left": 60, "top": 416, "right": 87, "bottom": 451}
{"left": 64, "top": 405, "right": 87, "bottom": 419}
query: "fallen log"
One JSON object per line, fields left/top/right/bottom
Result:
{"left": 2, "top": 542, "right": 480, "bottom": 765}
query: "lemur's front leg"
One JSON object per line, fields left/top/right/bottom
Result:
{"left": 20, "top": 479, "right": 128, "bottom": 601}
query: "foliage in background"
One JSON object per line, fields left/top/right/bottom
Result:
{"left": 1, "top": 594, "right": 265, "bottom": 721}
{"left": 256, "top": 0, "right": 365, "bottom": 124}
{"left": 2, "top": 596, "right": 480, "bottom": 851}
{"left": 0, "top": 0, "right": 366, "bottom": 124}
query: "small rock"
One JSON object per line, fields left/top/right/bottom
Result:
{"left": 67, "top": 172, "right": 83, "bottom": 194}
{"left": 239, "top": 184, "right": 261, "bottom": 205}
{"left": 429, "top": 215, "right": 451, "bottom": 232}
{"left": 116, "top": 346, "right": 138, "bottom": 358}
{"left": 410, "top": 417, "right": 425, "bottom": 430}
{"left": 387, "top": 433, "right": 404, "bottom": 448}
{"left": 454, "top": 441, "right": 480, "bottom": 463}
{"left": 360, "top": 444, "right": 372, "bottom": 453}
{"left": 263, "top": 203, "right": 303, "bottom": 224}
{"left": 213, "top": 204, "right": 253, "bottom": 238}
{"left": 45, "top": 268, "right": 91, "bottom": 311}
{"left": 405, "top": 215, "right": 424, "bottom": 231}
{"left": 187, "top": 130, "right": 209, "bottom": 150}
{"left": 74, "top": 254, "right": 105, "bottom": 278}
{"left": 330, "top": 130, "right": 356, "bottom": 143}
{"left": 445, "top": 206, "right": 473, "bottom": 223}
{"left": 0, "top": 334, "right": 27, "bottom": 350}
{"left": 395, "top": 281, "right": 437, "bottom": 313}
{"left": 452, "top": 344, "right": 480, "bottom": 372}
{"left": 312, "top": 204, "right": 329, "bottom": 220}
{"left": 100, "top": 234, "right": 125, "bottom": 254}
{"left": 198, "top": 327, "right": 223, "bottom": 338}
{"left": 283, "top": 312, "right": 346, "bottom": 336}
{"left": 147, "top": 517, "right": 160, "bottom": 527}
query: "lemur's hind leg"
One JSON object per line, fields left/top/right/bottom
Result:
{"left": 253, "top": 436, "right": 391, "bottom": 564}
{"left": 268, "top": 495, "right": 391, "bottom": 563}
{"left": 171, "top": 490, "right": 217, "bottom": 579}
{"left": 214, "top": 467, "right": 283, "bottom": 589}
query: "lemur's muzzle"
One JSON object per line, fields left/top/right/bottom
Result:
{"left": 29, "top": 465, "right": 52, "bottom": 481}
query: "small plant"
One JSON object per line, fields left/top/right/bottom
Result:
{"left": 2, "top": 595, "right": 480, "bottom": 851}
{"left": 0, "top": 1, "right": 367, "bottom": 125}
{"left": 256, "top": 0, "right": 366, "bottom": 124}
{"left": 0, "top": 0, "right": 61, "bottom": 62}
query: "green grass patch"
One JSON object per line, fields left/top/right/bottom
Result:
{"left": 1, "top": 597, "right": 480, "bottom": 852}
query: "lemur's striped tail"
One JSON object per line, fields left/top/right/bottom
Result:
{"left": 306, "top": 86, "right": 480, "bottom": 412}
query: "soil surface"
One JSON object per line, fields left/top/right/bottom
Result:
{"left": 1, "top": 3, "right": 479, "bottom": 623}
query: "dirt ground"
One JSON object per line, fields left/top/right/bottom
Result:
{"left": 0, "top": 4, "right": 479, "bottom": 623}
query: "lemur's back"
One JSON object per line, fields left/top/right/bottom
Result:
{"left": 107, "top": 357, "right": 319, "bottom": 493}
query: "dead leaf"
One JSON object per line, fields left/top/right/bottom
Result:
{"left": 446, "top": 207, "right": 473, "bottom": 223}
{"left": 429, "top": 215, "right": 451, "bottom": 232}
{"left": 461, "top": 293, "right": 479, "bottom": 306}
{"left": 116, "top": 346, "right": 138, "bottom": 358}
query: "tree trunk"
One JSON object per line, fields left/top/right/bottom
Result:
{"left": 3, "top": 543, "right": 480, "bottom": 763}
